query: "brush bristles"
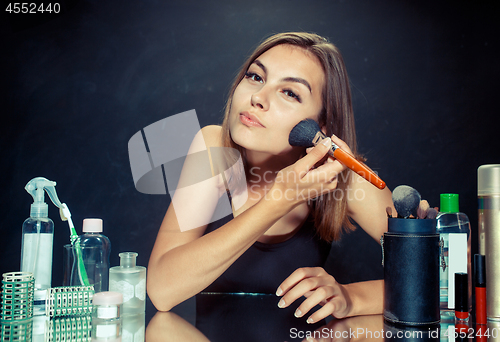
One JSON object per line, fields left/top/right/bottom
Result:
{"left": 288, "top": 119, "right": 321, "bottom": 147}
{"left": 392, "top": 185, "right": 421, "bottom": 218}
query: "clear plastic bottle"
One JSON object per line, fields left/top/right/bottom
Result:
{"left": 76, "top": 218, "right": 111, "bottom": 293}
{"left": 109, "top": 252, "right": 147, "bottom": 315}
{"left": 21, "top": 217, "right": 54, "bottom": 294}
{"left": 21, "top": 178, "right": 56, "bottom": 316}
{"left": 435, "top": 193, "right": 471, "bottom": 321}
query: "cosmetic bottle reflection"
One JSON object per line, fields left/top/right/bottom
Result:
{"left": 383, "top": 322, "right": 439, "bottom": 341}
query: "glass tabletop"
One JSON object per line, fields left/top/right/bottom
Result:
{"left": 146, "top": 293, "right": 500, "bottom": 342}
{"left": 2, "top": 293, "right": 499, "bottom": 341}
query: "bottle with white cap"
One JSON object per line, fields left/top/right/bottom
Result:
{"left": 76, "top": 218, "right": 111, "bottom": 293}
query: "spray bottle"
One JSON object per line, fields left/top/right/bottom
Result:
{"left": 21, "top": 177, "right": 87, "bottom": 315}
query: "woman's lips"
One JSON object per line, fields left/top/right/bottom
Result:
{"left": 239, "top": 112, "right": 265, "bottom": 127}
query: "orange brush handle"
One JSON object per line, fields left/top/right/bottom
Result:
{"left": 332, "top": 148, "right": 386, "bottom": 189}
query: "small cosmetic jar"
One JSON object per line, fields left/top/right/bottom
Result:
{"left": 93, "top": 291, "right": 123, "bottom": 320}
{"left": 92, "top": 291, "right": 123, "bottom": 340}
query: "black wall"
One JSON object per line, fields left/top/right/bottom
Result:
{"left": 1, "top": 0, "right": 499, "bottom": 289}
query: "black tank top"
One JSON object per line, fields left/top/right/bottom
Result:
{"left": 200, "top": 213, "right": 332, "bottom": 294}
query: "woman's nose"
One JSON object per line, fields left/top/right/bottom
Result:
{"left": 250, "top": 88, "right": 269, "bottom": 111}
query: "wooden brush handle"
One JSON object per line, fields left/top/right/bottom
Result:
{"left": 332, "top": 148, "right": 386, "bottom": 189}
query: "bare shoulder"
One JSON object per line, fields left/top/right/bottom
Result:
{"left": 200, "top": 125, "right": 223, "bottom": 148}
{"left": 186, "top": 125, "right": 223, "bottom": 156}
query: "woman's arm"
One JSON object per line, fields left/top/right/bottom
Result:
{"left": 277, "top": 177, "right": 418, "bottom": 322}
{"left": 148, "top": 129, "right": 341, "bottom": 311}
{"left": 276, "top": 135, "right": 394, "bottom": 322}
{"left": 146, "top": 311, "right": 210, "bottom": 342}
{"left": 346, "top": 172, "right": 394, "bottom": 242}
{"left": 148, "top": 196, "right": 291, "bottom": 311}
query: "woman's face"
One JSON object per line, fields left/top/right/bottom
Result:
{"left": 228, "top": 44, "right": 325, "bottom": 159}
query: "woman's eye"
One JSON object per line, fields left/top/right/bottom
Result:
{"left": 244, "top": 72, "right": 263, "bottom": 83}
{"left": 283, "top": 89, "right": 301, "bottom": 103}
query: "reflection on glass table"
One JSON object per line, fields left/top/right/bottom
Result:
{"left": 2, "top": 293, "right": 496, "bottom": 342}
{"left": 146, "top": 293, "right": 500, "bottom": 342}
{"left": 0, "top": 312, "right": 145, "bottom": 342}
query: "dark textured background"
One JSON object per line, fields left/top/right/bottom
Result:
{"left": 1, "top": 0, "right": 499, "bottom": 311}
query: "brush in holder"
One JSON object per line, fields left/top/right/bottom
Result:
{"left": 382, "top": 218, "right": 440, "bottom": 326}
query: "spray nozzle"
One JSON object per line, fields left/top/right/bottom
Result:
{"left": 24, "top": 177, "right": 88, "bottom": 285}
{"left": 25, "top": 177, "right": 57, "bottom": 218}
{"left": 25, "top": 177, "right": 77, "bottom": 238}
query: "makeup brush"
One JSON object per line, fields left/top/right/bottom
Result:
{"left": 392, "top": 185, "right": 421, "bottom": 218}
{"left": 289, "top": 119, "right": 386, "bottom": 189}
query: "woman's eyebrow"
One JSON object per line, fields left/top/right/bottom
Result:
{"left": 281, "top": 77, "right": 311, "bottom": 93}
{"left": 251, "top": 60, "right": 312, "bottom": 93}
{"left": 252, "top": 59, "right": 267, "bottom": 75}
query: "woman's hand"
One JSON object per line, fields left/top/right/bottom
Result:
{"left": 276, "top": 267, "right": 352, "bottom": 324}
{"left": 266, "top": 136, "right": 348, "bottom": 210}
{"left": 416, "top": 200, "right": 439, "bottom": 219}
{"left": 305, "top": 133, "right": 355, "bottom": 169}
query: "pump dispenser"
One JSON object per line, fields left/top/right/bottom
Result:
{"left": 21, "top": 177, "right": 66, "bottom": 315}
{"left": 109, "top": 252, "right": 146, "bottom": 315}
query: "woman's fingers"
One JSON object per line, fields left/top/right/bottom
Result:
{"left": 417, "top": 200, "right": 430, "bottom": 219}
{"left": 294, "top": 138, "right": 331, "bottom": 175}
{"left": 305, "top": 300, "right": 337, "bottom": 324}
{"left": 270, "top": 136, "right": 352, "bottom": 206}
{"left": 276, "top": 267, "right": 321, "bottom": 297}
{"left": 277, "top": 267, "right": 350, "bottom": 324}
{"left": 330, "top": 134, "right": 353, "bottom": 156}
{"left": 276, "top": 139, "right": 342, "bottom": 193}
{"left": 277, "top": 268, "right": 333, "bottom": 311}
{"left": 294, "top": 286, "right": 334, "bottom": 319}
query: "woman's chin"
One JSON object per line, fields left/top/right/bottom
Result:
{"left": 230, "top": 125, "right": 296, "bottom": 156}
{"left": 231, "top": 134, "right": 258, "bottom": 152}
{"left": 230, "top": 125, "right": 254, "bottom": 148}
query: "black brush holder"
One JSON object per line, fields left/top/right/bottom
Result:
{"left": 382, "top": 218, "right": 440, "bottom": 327}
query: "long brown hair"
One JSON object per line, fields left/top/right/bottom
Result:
{"left": 220, "top": 32, "right": 360, "bottom": 242}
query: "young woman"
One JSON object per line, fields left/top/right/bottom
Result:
{"left": 148, "top": 32, "right": 396, "bottom": 324}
